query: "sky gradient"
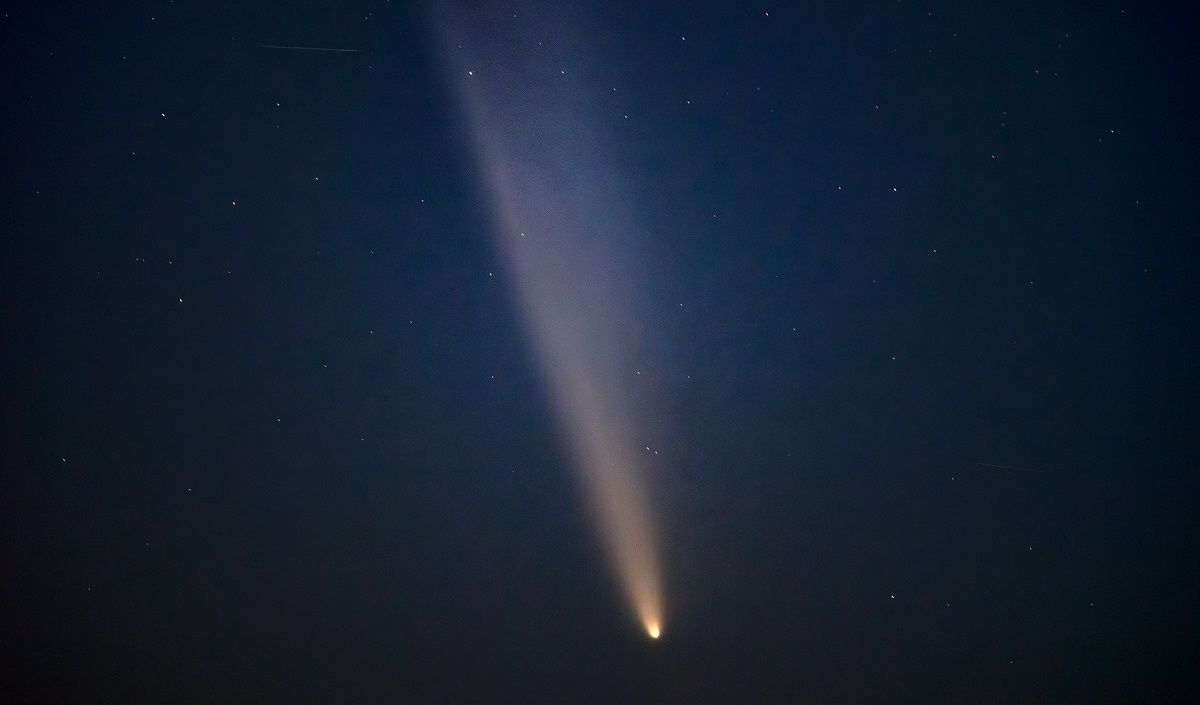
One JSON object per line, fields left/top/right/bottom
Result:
{"left": 2, "top": 1, "right": 1197, "bottom": 702}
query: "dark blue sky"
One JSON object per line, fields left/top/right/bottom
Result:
{"left": 2, "top": 1, "right": 1197, "bottom": 702}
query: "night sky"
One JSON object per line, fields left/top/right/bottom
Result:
{"left": 3, "top": 1, "right": 1198, "bottom": 703}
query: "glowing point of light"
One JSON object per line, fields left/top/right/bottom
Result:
{"left": 647, "top": 624, "right": 661, "bottom": 639}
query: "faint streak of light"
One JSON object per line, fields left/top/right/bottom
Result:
{"left": 976, "top": 462, "right": 1050, "bottom": 474}
{"left": 261, "top": 45, "right": 359, "bottom": 53}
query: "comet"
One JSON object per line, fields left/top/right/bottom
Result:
{"left": 431, "top": 3, "right": 666, "bottom": 639}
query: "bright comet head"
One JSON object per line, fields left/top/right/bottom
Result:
{"left": 647, "top": 624, "right": 661, "bottom": 640}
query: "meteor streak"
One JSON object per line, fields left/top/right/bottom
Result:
{"left": 261, "top": 45, "right": 359, "bottom": 53}
{"left": 433, "top": 3, "right": 665, "bottom": 638}
{"left": 976, "top": 462, "right": 1050, "bottom": 474}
